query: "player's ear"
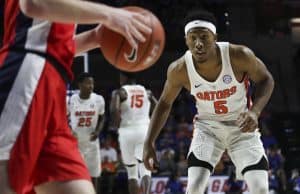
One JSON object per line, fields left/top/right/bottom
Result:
{"left": 77, "top": 82, "right": 82, "bottom": 89}
{"left": 214, "top": 33, "right": 218, "bottom": 41}
{"left": 185, "top": 35, "right": 188, "bottom": 47}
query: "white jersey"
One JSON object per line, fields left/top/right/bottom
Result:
{"left": 119, "top": 85, "right": 150, "bottom": 127}
{"left": 185, "top": 42, "right": 250, "bottom": 121}
{"left": 68, "top": 93, "right": 105, "bottom": 142}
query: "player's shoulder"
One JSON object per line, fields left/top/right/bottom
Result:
{"left": 167, "top": 55, "right": 186, "bottom": 75}
{"left": 166, "top": 54, "right": 188, "bottom": 84}
{"left": 69, "top": 93, "right": 79, "bottom": 101}
{"left": 92, "top": 93, "right": 105, "bottom": 102}
{"left": 229, "top": 43, "right": 255, "bottom": 60}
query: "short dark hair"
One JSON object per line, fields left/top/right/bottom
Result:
{"left": 77, "top": 72, "right": 93, "bottom": 83}
{"left": 184, "top": 9, "right": 217, "bottom": 27}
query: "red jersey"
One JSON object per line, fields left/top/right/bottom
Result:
{"left": 0, "top": 0, "right": 76, "bottom": 78}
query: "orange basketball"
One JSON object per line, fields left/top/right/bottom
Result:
{"left": 99, "top": 6, "right": 165, "bottom": 72}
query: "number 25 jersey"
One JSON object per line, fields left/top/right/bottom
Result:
{"left": 68, "top": 93, "right": 105, "bottom": 141}
{"left": 185, "top": 42, "right": 251, "bottom": 121}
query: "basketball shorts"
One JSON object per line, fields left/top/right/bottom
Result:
{"left": 188, "top": 119, "right": 266, "bottom": 179}
{"left": 78, "top": 139, "right": 101, "bottom": 177}
{"left": 0, "top": 52, "right": 90, "bottom": 194}
{"left": 118, "top": 124, "right": 148, "bottom": 165}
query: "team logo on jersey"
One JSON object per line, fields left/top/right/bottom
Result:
{"left": 223, "top": 75, "right": 232, "bottom": 84}
{"left": 194, "top": 83, "right": 202, "bottom": 88}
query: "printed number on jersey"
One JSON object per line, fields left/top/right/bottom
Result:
{"left": 78, "top": 117, "right": 92, "bottom": 127}
{"left": 131, "top": 94, "right": 144, "bottom": 108}
{"left": 214, "top": 100, "right": 228, "bottom": 114}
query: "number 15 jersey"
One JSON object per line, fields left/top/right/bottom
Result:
{"left": 185, "top": 42, "right": 250, "bottom": 121}
{"left": 119, "top": 85, "right": 150, "bottom": 127}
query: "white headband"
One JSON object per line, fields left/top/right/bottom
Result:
{"left": 184, "top": 20, "right": 216, "bottom": 35}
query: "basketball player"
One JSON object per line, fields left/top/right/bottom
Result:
{"left": 110, "top": 72, "right": 157, "bottom": 194}
{"left": 143, "top": 10, "right": 274, "bottom": 194}
{"left": 68, "top": 73, "right": 105, "bottom": 193}
{"left": 0, "top": 0, "right": 151, "bottom": 194}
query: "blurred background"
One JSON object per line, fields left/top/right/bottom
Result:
{"left": 1, "top": 0, "right": 300, "bottom": 194}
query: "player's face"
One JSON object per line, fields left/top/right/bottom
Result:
{"left": 185, "top": 27, "right": 216, "bottom": 63}
{"left": 79, "top": 77, "right": 94, "bottom": 95}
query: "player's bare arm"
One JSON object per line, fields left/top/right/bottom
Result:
{"left": 75, "top": 25, "right": 102, "bottom": 55}
{"left": 109, "top": 89, "right": 127, "bottom": 129}
{"left": 147, "top": 90, "right": 158, "bottom": 115}
{"left": 19, "top": 0, "right": 152, "bottom": 49}
{"left": 230, "top": 44, "right": 274, "bottom": 132}
{"left": 143, "top": 57, "right": 187, "bottom": 171}
{"left": 109, "top": 90, "right": 121, "bottom": 130}
{"left": 90, "top": 114, "right": 105, "bottom": 141}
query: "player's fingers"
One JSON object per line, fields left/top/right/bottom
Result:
{"left": 241, "top": 119, "right": 258, "bottom": 133}
{"left": 144, "top": 158, "right": 150, "bottom": 170}
{"left": 237, "top": 117, "right": 246, "bottom": 128}
{"left": 236, "top": 113, "right": 246, "bottom": 126}
{"left": 148, "top": 158, "right": 158, "bottom": 173}
{"left": 248, "top": 122, "right": 258, "bottom": 132}
{"left": 130, "top": 24, "right": 146, "bottom": 43}
{"left": 132, "top": 13, "right": 152, "bottom": 34}
{"left": 152, "top": 155, "right": 159, "bottom": 171}
{"left": 239, "top": 118, "right": 251, "bottom": 132}
{"left": 124, "top": 28, "right": 138, "bottom": 49}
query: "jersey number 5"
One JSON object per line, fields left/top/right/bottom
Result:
{"left": 78, "top": 117, "right": 92, "bottom": 127}
{"left": 131, "top": 94, "right": 144, "bottom": 108}
{"left": 214, "top": 100, "right": 228, "bottom": 114}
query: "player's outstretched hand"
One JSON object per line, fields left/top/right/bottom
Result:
{"left": 105, "top": 7, "right": 152, "bottom": 49}
{"left": 90, "top": 131, "right": 98, "bottom": 141}
{"left": 236, "top": 111, "right": 258, "bottom": 133}
{"left": 143, "top": 142, "right": 159, "bottom": 172}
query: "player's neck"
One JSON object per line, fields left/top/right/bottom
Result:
{"left": 79, "top": 92, "right": 91, "bottom": 100}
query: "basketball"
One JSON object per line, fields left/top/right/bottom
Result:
{"left": 99, "top": 6, "right": 165, "bottom": 72}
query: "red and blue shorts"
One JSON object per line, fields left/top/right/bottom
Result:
{"left": 0, "top": 51, "right": 90, "bottom": 194}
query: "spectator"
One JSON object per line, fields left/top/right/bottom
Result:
{"left": 289, "top": 169, "right": 300, "bottom": 194}
{"left": 165, "top": 171, "right": 185, "bottom": 194}
{"left": 100, "top": 139, "right": 118, "bottom": 194}
{"left": 177, "top": 153, "right": 188, "bottom": 176}
{"left": 100, "top": 139, "right": 118, "bottom": 163}
{"left": 260, "top": 122, "right": 278, "bottom": 149}
{"left": 100, "top": 156, "right": 117, "bottom": 194}
{"left": 267, "top": 144, "right": 287, "bottom": 192}
{"left": 158, "top": 149, "right": 177, "bottom": 176}
{"left": 223, "top": 171, "right": 243, "bottom": 194}
{"left": 269, "top": 169, "right": 280, "bottom": 194}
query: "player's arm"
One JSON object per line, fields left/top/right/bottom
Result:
{"left": 233, "top": 45, "right": 274, "bottom": 131}
{"left": 19, "top": 0, "right": 151, "bottom": 49}
{"left": 143, "top": 60, "right": 184, "bottom": 171}
{"left": 90, "top": 114, "right": 105, "bottom": 141}
{"left": 75, "top": 25, "right": 102, "bottom": 56}
{"left": 147, "top": 90, "right": 158, "bottom": 116}
{"left": 66, "top": 95, "right": 78, "bottom": 137}
{"left": 95, "top": 114, "right": 105, "bottom": 134}
{"left": 109, "top": 89, "right": 124, "bottom": 130}
{"left": 91, "top": 96, "right": 106, "bottom": 141}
